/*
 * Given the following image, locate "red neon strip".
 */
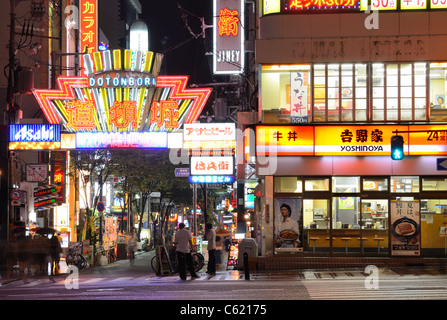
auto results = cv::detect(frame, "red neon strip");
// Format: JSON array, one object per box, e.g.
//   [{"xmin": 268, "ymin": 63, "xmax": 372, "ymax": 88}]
[
  {"xmin": 32, "ymin": 77, "xmax": 89, "ymax": 124},
  {"xmin": 156, "ymin": 76, "xmax": 212, "ymax": 124}
]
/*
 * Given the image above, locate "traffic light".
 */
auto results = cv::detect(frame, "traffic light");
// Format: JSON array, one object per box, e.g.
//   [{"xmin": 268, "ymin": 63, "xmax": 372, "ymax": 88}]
[{"xmin": 391, "ymin": 135, "xmax": 404, "ymax": 160}]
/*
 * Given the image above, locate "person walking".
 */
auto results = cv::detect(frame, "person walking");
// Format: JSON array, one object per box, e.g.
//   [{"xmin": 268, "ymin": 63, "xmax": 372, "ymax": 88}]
[
  {"xmin": 127, "ymin": 233, "xmax": 136, "ymax": 266},
  {"xmin": 49, "ymin": 234, "xmax": 62, "ymax": 276},
  {"xmin": 173, "ymin": 223, "xmax": 199, "ymax": 281},
  {"xmin": 205, "ymin": 223, "xmax": 216, "ymax": 276}
]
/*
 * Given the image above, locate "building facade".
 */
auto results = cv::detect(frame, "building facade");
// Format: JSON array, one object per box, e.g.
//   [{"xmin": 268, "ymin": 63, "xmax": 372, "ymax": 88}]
[{"xmin": 251, "ymin": 1, "xmax": 447, "ymax": 261}]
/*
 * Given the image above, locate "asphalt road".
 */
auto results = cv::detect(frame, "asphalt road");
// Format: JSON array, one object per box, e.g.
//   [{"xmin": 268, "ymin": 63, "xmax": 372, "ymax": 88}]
[{"xmin": 1, "ymin": 251, "xmax": 446, "ymax": 317}]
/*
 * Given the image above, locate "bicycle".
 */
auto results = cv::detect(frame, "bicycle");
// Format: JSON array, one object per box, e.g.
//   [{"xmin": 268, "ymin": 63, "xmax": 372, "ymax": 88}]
[
  {"xmin": 107, "ymin": 245, "xmax": 116, "ymax": 263},
  {"xmin": 151, "ymin": 245, "xmax": 204, "ymax": 276},
  {"xmin": 65, "ymin": 242, "xmax": 87, "ymax": 269}
]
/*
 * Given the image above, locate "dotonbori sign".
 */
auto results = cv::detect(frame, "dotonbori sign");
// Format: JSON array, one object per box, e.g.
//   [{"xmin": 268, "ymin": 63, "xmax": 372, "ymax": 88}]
[
  {"xmin": 31, "ymin": 49, "xmax": 212, "ymax": 149},
  {"xmin": 213, "ymin": 0, "xmax": 244, "ymax": 75}
]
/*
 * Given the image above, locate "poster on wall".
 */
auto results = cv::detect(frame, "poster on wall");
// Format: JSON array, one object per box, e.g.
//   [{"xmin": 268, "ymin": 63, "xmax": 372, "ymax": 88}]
[
  {"xmin": 390, "ymin": 200, "xmax": 420, "ymax": 256},
  {"xmin": 274, "ymin": 198, "xmax": 303, "ymax": 253},
  {"xmin": 290, "ymin": 71, "xmax": 309, "ymax": 123}
]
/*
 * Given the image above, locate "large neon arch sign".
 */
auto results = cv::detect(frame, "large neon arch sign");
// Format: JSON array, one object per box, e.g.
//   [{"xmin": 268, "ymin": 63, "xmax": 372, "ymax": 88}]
[{"xmin": 33, "ymin": 49, "xmax": 212, "ymax": 133}]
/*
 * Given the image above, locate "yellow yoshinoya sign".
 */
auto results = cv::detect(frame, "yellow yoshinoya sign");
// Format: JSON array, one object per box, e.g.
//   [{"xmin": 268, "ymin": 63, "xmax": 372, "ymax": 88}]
[{"xmin": 255, "ymin": 124, "xmax": 447, "ymax": 156}]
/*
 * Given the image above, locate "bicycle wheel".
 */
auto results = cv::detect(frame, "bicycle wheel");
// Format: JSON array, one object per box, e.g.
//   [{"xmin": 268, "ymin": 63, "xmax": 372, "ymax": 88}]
[
  {"xmin": 192, "ymin": 253, "xmax": 204, "ymax": 272},
  {"xmin": 65, "ymin": 253, "xmax": 74, "ymax": 266},
  {"xmin": 151, "ymin": 256, "xmax": 161, "ymax": 275}
]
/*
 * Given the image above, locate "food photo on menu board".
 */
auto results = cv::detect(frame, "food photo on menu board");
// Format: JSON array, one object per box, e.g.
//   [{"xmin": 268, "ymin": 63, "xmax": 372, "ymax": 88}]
[
  {"xmin": 274, "ymin": 198, "xmax": 304, "ymax": 252},
  {"xmin": 390, "ymin": 200, "xmax": 421, "ymax": 256}
]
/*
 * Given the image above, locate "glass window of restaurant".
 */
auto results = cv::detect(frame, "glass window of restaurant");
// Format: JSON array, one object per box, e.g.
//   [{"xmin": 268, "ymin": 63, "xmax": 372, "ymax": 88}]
[
  {"xmin": 259, "ymin": 62, "xmax": 447, "ymax": 123},
  {"xmin": 272, "ymin": 175, "xmax": 447, "ymax": 256}
]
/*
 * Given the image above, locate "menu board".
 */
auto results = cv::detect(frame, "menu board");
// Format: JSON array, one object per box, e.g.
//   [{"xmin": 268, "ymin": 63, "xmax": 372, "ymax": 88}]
[{"xmin": 390, "ymin": 200, "xmax": 420, "ymax": 256}]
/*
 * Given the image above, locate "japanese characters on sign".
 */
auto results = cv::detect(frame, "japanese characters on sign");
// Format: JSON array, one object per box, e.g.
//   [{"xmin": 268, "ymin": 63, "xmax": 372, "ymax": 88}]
[
  {"xmin": 184, "ymin": 123, "xmax": 236, "ymax": 141},
  {"xmin": 80, "ymin": 0, "xmax": 98, "ymax": 76},
  {"xmin": 190, "ymin": 156, "xmax": 234, "ymax": 175},
  {"xmin": 256, "ymin": 126, "xmax": 314, "ymax": 156},
  {"xmin": 390, "ymin": 200, "xmax": 420, "ymax": 256},
  {"xmin": 26, "ymin": 164, "xmax": 48, "ymax": 182},
  {"xmin": 75, "ymin": 132, "xmax": 168, "ymax": 149},
  {"xmin": 213, "ymin": 0, "xmax": 244, "ymax": 74},
  {"xmin": 189, "ymin": 175, "xmax": 235, "ymax": 184},
  {"xmin": 314, "ymin": 125, "xmax": 409, "ymax": 156},
  {"xmin": 286, "ymin": 0, "xmax": 360, "ymax": 10}
]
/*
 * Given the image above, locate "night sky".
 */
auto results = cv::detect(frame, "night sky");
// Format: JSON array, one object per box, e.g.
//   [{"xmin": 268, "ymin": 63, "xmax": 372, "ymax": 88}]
[{"xmin": 141, "ymin": 0, "xmax": 214, "ymax": 85}]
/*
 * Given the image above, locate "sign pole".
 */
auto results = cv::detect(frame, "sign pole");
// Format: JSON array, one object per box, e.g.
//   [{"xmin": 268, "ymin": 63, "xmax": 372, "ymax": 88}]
[{"xmin": 193, "ymin": 183, "xmax": 197, "ymax": 236}]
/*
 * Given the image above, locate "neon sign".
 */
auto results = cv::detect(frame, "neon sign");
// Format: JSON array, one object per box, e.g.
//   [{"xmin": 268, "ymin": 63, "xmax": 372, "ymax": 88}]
[
  {"xmin": 286, "ymin": 0, "xmax": 360, "ymax": 10},
  {"xmin": 32, "ymin": 49, "xmax": 212, "ymax": 133},
  {"xmin": 189, "ymin": 175, "xmax": 235, "ymax": 183},
  {"xmin": 80, "ymin": 0, "xmax": 98, "ymax": 76},
  {"xmin": 9, "ymin": 124, "xmax": 60, "ymax": 142},
  {"xmin": 75, "ymin": 131, "xmax": 168, "ymax": 149}
]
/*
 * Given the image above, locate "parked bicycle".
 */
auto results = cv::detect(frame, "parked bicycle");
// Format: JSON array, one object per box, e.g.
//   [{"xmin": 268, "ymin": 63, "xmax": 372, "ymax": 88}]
[
  {"xmin": 151, "ymin": 245, "xmax": 204, "ymax": 276},
  {"xmin": 108, "ymin": 245, "xmax": 116, "ymax": 263},
  {"xmin": 65, "ymin": 242, "xmax": 87, "ymax": 269}
]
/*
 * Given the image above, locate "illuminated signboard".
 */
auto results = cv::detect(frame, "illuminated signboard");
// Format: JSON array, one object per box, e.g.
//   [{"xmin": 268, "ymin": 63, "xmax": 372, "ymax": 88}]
[
  {"xmin": 263, "ymin": 0, "xmax": 282, "ymax": 15},
  {"xmin": 190, "ymin": 156, "xmax": 234, "ymax": 175},
  {"xmin": 285, "ymin": 0, "xmax": 360, "ymax": 11},
  {"xmin": 256, "ymin": 126, "xmax": 314, "ymax": 156},
  {"xmin": 80, "ymin": 0, "xmax": 98, "ymax": 76},
  {"xmin": 255, "ymin": 124, "xmax": 447, "ymax": 156},
  {"xmin": 75, "ymin": 131, "xmax": 168, "ymax": 149},
  {"xmin": 188, "ymin": 175, "xmax": 235, "ymax": 183},
  {"xmin": 9, "ymin": 124, "xmax": 61, "ymax": 150},
  {"xmin": 408, "ymin": 125, "xmax": 447, "ymax": 155},
  {"xmin": 184, "ymin": 123, "xmax": 236, "ymax": 141},
  {"xmin": 314, "ymin": 125, "xmax": 409, "ymax": 156},
  {"xmin": 32, "ymin": 49, "xmax": 212, "ymax": 136},
  {"xmin": 213, "ymin": 0, "xmax": 244, "ymax": 74},
  {"xmin": 282, "ymin": 0, "xmax": 445, "ymax": 11}
]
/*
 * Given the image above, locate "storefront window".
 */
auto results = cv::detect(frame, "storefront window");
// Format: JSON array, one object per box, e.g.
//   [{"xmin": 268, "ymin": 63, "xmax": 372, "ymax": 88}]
[
  {"xmin": 303, "ymin": 199, "xmax": 329, "ymax": 229},
  {"xmin": 362, "ymin": 177, "xmax": 388, "ymax": 191},
  {"xmin": 391, "ymin": 176, "xmax": 419, "ymax": 193},
  {"xmin": 429, "ymin": 63, "xmax": 447, "ymax": 122},
  {"xmin": 422, "ymin": 178, "xmax": 447, "ymax": 191},
  {"xmin": 332, "ymin": 196, "xmax": 359, "ymax": 229},
  {"xmin": 361, "ymin": 199, "xmax": 388, "ymax": 230},
  {"xmin": 274, "ymin": 177, "xmax": 302, "ymax": 193},
  {"xmin": 304, "ymin": 178, "xmax": 329, "ymax": 191},
  {"xmin": 313, "ymin": 63, "xmax": 367, "ymax": 122},
  {"xmin": 260, "ymin": 65, "xmax": 311, "ymax": 123},
  {"xmin": 372, "ymin": 63, "xmax": 427, "ymax": 121},
  {"xmin": 332, "ymin": 176, "xmax": 360, "ymax": 193}
]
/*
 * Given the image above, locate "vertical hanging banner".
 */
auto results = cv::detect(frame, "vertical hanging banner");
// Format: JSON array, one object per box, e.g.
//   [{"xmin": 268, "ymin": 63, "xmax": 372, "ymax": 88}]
[
  {"xmin": 390, "ymin": 200, "xmax": 420, "ymax": 256},
  {"xmin": 213, "ymin": 0, "xmax": 244, "ymax": 74},
  {"xmin": 51, "ymin": 151, "xmax": 67, "ymax": 203},
  {"xmin": 80, "ymin": 0, "xmax": 98, "ymax": 76},
  {"xmin": 290, "ymin": 71, "xmax": 309, "ymax": 123}
]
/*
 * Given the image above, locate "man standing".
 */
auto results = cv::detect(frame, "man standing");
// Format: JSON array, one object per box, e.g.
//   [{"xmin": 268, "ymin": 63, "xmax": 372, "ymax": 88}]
[
  {"xmin": 174, "ymin": 223, "xmax": 199, "ymax": 281},
  {"xmin": 205, "ymin": 223, "xmax": 216, "ymax": 276}
]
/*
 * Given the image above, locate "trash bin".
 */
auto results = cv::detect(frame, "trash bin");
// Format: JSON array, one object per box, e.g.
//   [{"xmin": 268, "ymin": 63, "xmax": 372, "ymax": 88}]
[{"xmin": 237, "ymin": 238, "xmax": 258, "ymax": 270}]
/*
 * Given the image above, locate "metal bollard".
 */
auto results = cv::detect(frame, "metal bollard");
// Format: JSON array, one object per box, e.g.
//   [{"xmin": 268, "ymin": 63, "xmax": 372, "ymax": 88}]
[{"xmin": 244, "ymin": 252, "xmax": 250, "ymax": 280}]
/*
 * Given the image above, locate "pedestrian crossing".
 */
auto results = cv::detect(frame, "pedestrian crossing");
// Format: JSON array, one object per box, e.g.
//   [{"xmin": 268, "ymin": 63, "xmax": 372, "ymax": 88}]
[
  {"xmin": 1, "ymin": 269, "xmax": 376, "ymax": 288},
  {"xmin": 304, "ymin": 280, "xmax": 447, "ymax": 300}
]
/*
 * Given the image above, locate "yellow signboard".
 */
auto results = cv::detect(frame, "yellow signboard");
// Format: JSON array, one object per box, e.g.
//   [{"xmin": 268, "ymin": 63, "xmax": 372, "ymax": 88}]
[
  {"xmin": 314, "ymin": 125, "xmax": 409, "ymax": 156},
  {"xmin": 256, "ymin": 126, "xmax": 314, "ymax": 156},
  {"xmin": 408, "ymin": 125, "xmax": 447, "ymax": 155}
]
